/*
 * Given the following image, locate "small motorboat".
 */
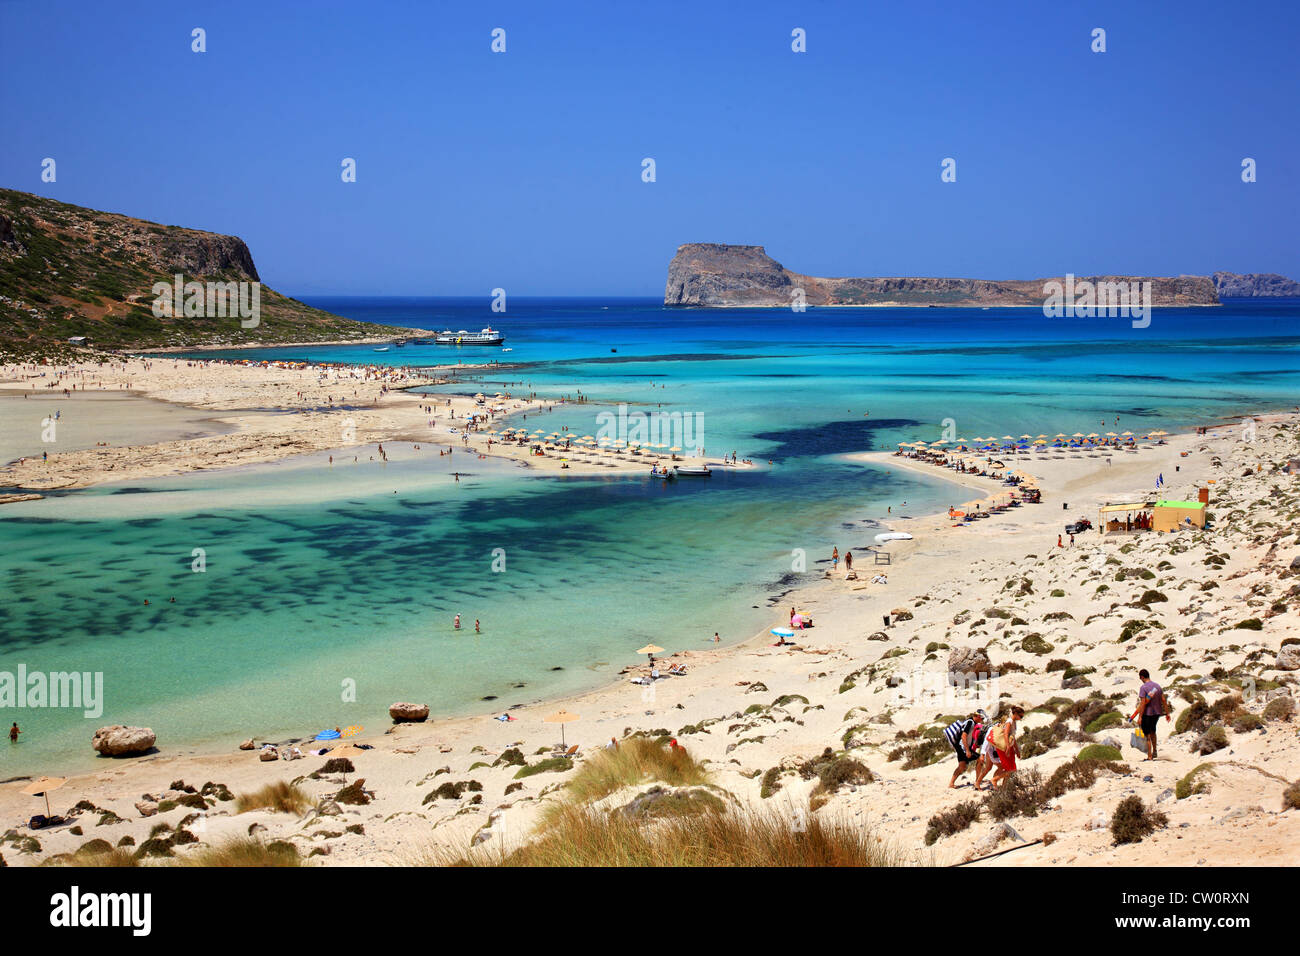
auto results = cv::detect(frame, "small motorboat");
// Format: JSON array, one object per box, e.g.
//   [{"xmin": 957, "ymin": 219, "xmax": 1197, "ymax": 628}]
[
  {"xmin": 649, "ymin": 466, "xmax": 675, "ymax": 480},
  {"xmin": 673, "ymin": 465, "xmax": 711, "ymax": 477},
  {"xmin": 373, "ymin": 346, "xmax": 389, "ymax": 352}
]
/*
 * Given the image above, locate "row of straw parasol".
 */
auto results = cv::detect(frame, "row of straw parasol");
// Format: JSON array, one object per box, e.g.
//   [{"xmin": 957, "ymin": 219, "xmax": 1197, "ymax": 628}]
[
  {"xmin": 899, "ymin": 429, "xmax": 1165, "ymax": 451},
  {"xmin": 491, "ymin": 428, "xmax": 683, "ymax": 457}
]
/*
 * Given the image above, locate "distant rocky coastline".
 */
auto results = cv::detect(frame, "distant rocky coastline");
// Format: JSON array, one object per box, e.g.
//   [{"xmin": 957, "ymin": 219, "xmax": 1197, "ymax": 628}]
[
  {"xmin": 1212, "ymin": 271, "xmax": 1300, "ymax": 298},
  {"xmin": 665, "ymin": 243, "xmax": 1295, "ymax": 308}
]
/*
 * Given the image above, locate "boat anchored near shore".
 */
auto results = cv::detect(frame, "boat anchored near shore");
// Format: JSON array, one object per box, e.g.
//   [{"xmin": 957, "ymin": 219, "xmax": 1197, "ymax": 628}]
[{"xmin": 434, "ymin": 327, "xmax": 505, "ymax": 346}]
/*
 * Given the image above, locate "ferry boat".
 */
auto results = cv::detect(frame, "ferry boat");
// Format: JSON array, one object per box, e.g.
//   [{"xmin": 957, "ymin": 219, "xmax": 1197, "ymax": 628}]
[{"xmin": 434, "ymin": 327, "xmax": 505, "ymax": 346}]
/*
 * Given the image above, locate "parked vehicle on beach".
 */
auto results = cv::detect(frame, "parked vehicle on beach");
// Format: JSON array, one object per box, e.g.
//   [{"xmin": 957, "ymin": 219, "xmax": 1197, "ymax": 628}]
[{"xmin": 1065, "ymin": 518, "xmax": 1093, "ymax": 534}]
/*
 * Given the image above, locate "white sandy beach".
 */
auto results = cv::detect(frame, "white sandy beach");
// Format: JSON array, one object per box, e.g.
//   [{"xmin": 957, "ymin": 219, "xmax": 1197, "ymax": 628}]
[
  {"xmin": 1, "ymin": 362, "xmax": 1296, "ymax": 866},
  {"xmin": 0, "ymin": 356, "xmax": 723, "ymax": 491}
]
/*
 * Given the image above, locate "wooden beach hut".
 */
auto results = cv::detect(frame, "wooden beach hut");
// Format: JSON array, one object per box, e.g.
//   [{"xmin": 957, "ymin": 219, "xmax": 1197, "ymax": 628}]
[
  {"xmin": 1151, "ymin": 500, "xmax": 1207, "ymax": 532},
  {"xmin": 1098, "ymin": 501, "xmax": 1153, "ymax": 534}
]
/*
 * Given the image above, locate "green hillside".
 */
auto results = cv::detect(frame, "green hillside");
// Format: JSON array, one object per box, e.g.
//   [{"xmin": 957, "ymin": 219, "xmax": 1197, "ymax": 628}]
[{"xmin": 0, "ymin": 189, "xmax": 410, "ymax": 358}]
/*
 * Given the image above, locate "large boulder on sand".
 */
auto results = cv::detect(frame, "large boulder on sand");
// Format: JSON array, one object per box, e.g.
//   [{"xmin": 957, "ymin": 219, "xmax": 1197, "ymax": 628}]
[
  {"xmin": 91, "ymin": 725, "xmax": 156, "ymax": 757},
  {"xmin": 389, "ymin": 702, "xmax": 430, "ymax": 723},
  {"xmin": 1276, "ymin": 645, "xmax": 1300, "ymax": 671},
  {"xmin": 947, "ymin": 646, "xmax": 993, "ymax": 684}
]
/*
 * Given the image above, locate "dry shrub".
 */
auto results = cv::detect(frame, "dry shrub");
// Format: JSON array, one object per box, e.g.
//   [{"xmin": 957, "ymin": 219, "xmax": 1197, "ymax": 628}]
[
  {"xmin": 180, "ymin": 837, "xmax": 302, "ymax": 866},
  {"xmin": 1110, "ymin": 795, "xmax": 1168, "ymax": 844},
  {"xmin": 436, "ymin": 803, "xmax": 906, "ymax": 867},
  {"xmin": 924, "ymin": 801, "xmax": 981, "ymax": 845},
  {"xmin": 1283, "ymin": 780, "xmax": 1300, "ymax": 811},
  {"xmin": 1263, "ymin": 697, "xmax": 1294, "ymax": 722},
  {"xmin": 560, "ymin": 737, "xmax": 709, "ymax": 806},
  {"xmin": 234, "ymin": 781, "xmax": 312, "ymax": 815}
]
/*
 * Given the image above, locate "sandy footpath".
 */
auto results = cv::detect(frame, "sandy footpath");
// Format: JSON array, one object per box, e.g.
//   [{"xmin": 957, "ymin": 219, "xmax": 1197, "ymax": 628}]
[{"xmin": 0, "ymin": 361, "xmax": 1297, "ymax": 867}]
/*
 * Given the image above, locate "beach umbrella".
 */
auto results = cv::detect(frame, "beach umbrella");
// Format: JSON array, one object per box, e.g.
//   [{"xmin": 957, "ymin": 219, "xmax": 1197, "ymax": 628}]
[
  {"xmin": 21, "ymin": 776, "xmax": 66, "ymax": 819},
  {"xmin": 771, "ymin": 627, "xmax": 795, "ymax": 642},
  {"xmin": 1105, "ymin": 432, "xmax": 1117, "ymax": 437},
  {"xmin": 669, "ymin": 446, "xmax": 682, "ymax": 452},
  {"xmin": 544, "ymin": 709, "xmax": 580, "ymax": 747},
  {"xmin": 636, "ymin": 643, "xmax": 665, "ymax": 656},
  {"xmin": 1072, "ymin": 432, "xmax": 1085, "ymax": 438},
  {"xmin": 315, "ymin": 728, "xmax": 342, "ymax": 742},
  {"xmin": 1019, "ymin": 434, "xmax": 1032, "ymax": 439},
  {"xmin": 1152, "ymin": 430, "xmax": 1168, "ymax": 436},
  {"xmin": 1121, "ymin": 431, "xmax": 1133, "ymax": 436},
  {"xmin": 341, "ymin": 725, "xmax": 363, "ymax": 738}
]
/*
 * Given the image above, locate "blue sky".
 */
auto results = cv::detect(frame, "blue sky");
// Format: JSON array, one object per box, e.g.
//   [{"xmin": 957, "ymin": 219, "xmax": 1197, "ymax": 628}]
[{"xmin": 2, "ymin": 0, "xmax": 1297, "ymax": 295}]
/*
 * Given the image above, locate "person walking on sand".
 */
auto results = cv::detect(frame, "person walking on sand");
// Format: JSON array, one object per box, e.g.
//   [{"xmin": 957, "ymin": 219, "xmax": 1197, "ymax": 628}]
[
  {"xmin": 832, "ymin": 546, "xmax": 839, "ymax": 571},
  {"xmin": 1057, "ymin": 534, "xmax": 1063, "ymax": 548},
  {"xmin": 1127, "ymin": 668, "xmax": 1170, "ymax": 761},
  {"xmin": 985, "ymin": 705, "xmax": 1024, "ymax": 789},
  {"xmin": 844, "ymin": 551, "xmax": 852, "ymax": 574},
  {"xmin": 944, "ymin": 713, "xmax": 980, "ymax": 788}
]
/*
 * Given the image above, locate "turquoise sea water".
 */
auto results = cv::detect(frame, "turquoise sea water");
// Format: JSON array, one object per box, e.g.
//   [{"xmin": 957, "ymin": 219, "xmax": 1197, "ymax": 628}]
[{"xmin": 3, "ymin": 298, "xmax": 1298, "ymax": 774}]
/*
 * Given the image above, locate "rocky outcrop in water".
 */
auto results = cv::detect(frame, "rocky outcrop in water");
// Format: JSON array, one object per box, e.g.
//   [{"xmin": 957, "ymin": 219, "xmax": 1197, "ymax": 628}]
[
  {"xmin": 664, "ymin": 243, "xmax": 1221, "ymax": 308},
  {"xmin": 91, "ymin": 725, "xmax": 156, "ymax": 757}
]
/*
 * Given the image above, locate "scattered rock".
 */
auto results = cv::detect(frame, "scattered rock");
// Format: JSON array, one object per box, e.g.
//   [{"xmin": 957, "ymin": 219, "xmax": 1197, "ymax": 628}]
[
  {"xmin": 948, "ymin": 646, "xmax": 993, "ymax": 683},
  {"xmin": 1083, "ymin": 810, "xmax": 1108, "ymax": 831},
  {"xmin": 133, "ymin": 801, "xmax": 158, "ymax": 818},
  {"xmin": 965, "ymin": 822, "xmax": 1024, "ymax": 860},
  {"xmin": 1275, "ymin": 645, "xmax": 1300, "ymax": 671},
  {"xmin": 239, "ymin": 739, "xmax": 256, "ymax": 751}
]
